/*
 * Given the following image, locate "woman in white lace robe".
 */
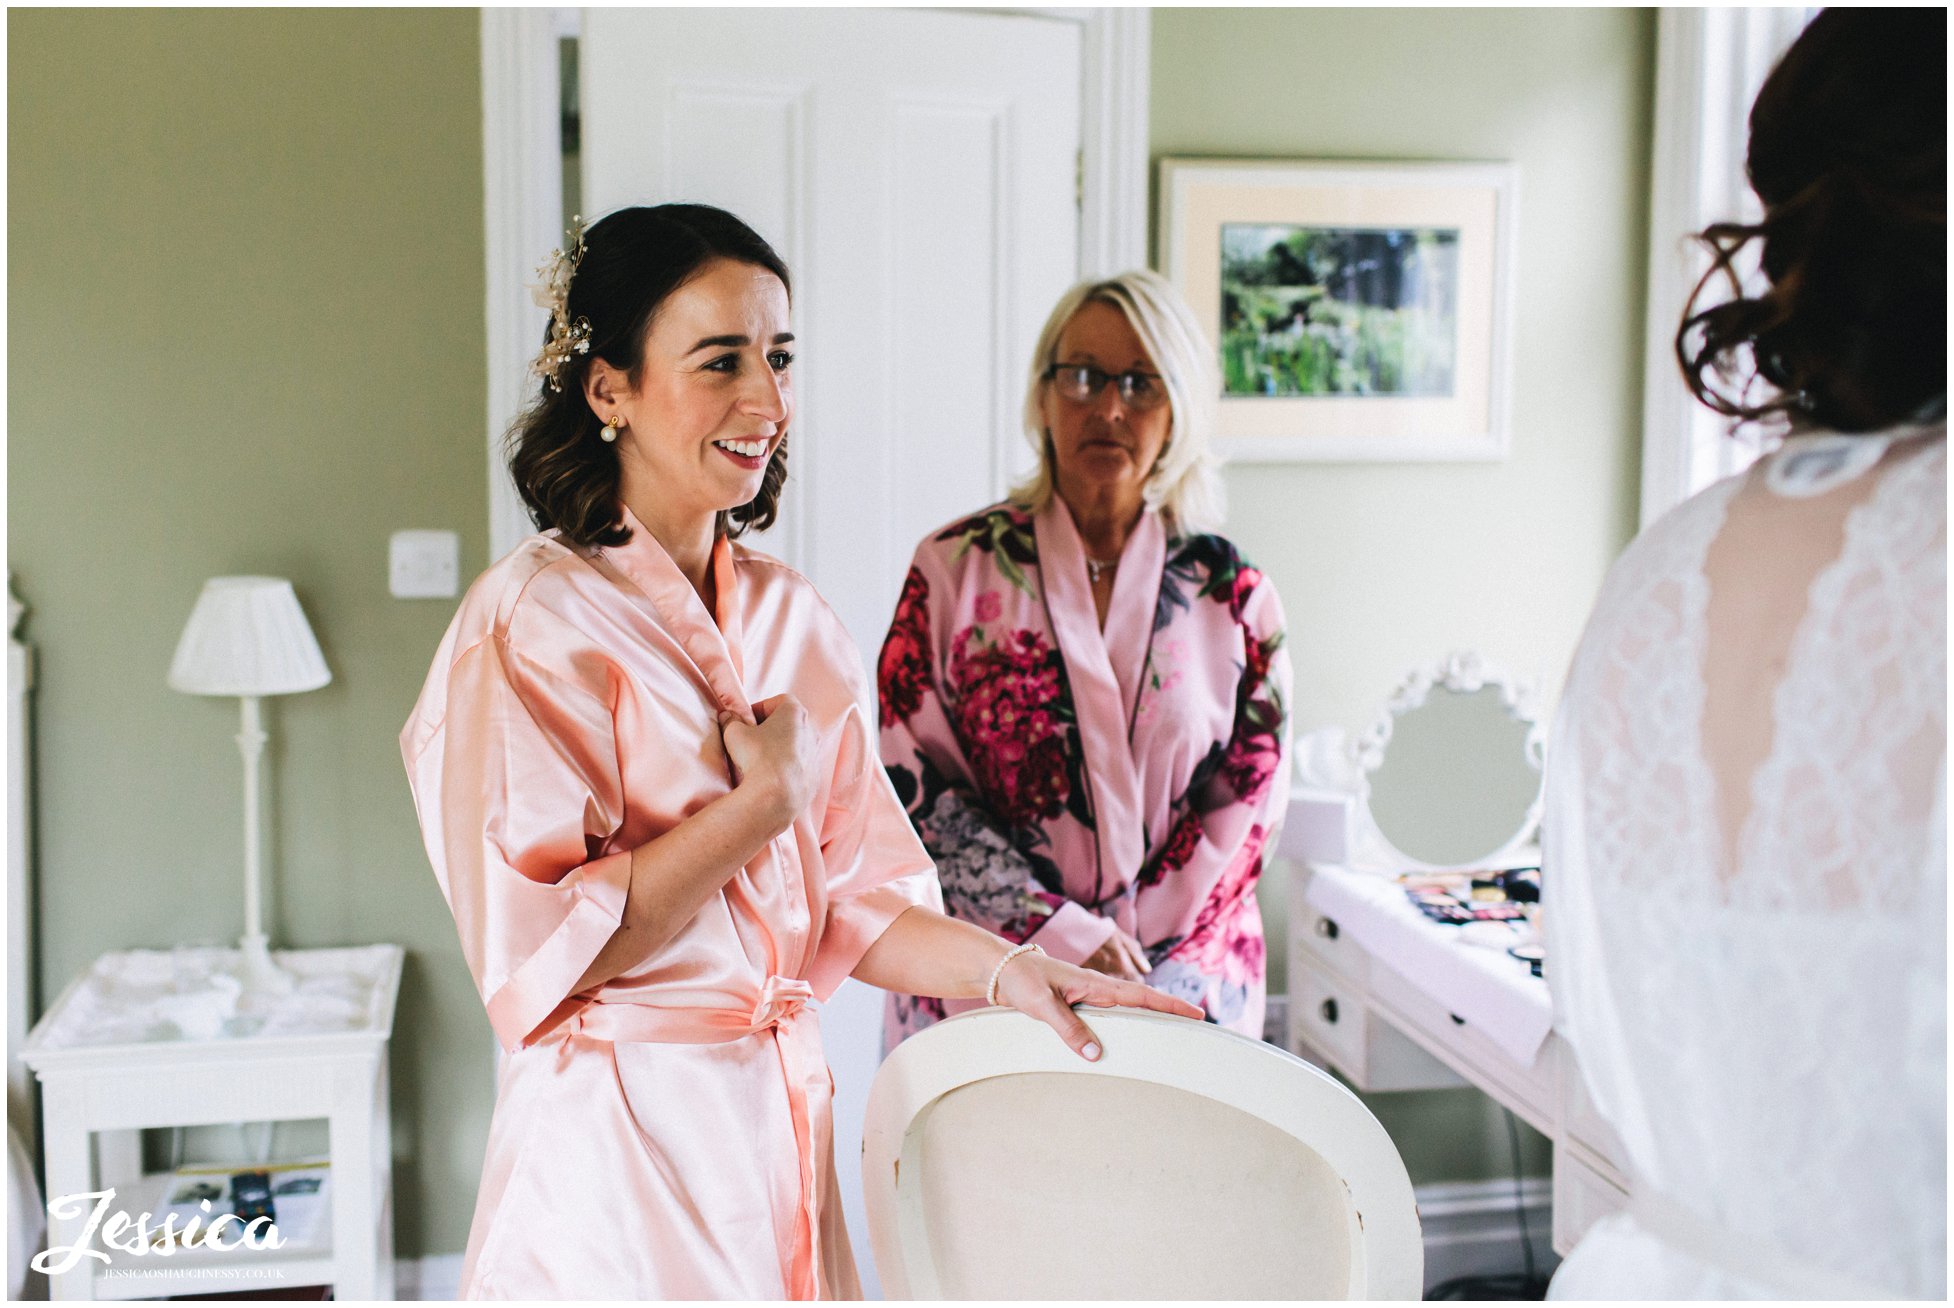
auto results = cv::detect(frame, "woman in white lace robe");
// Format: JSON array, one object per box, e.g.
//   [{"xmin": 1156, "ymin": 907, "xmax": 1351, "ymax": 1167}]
[{"xmin": 1545, "ymin": 9, "xmax": 1945, "ymax": 1298}]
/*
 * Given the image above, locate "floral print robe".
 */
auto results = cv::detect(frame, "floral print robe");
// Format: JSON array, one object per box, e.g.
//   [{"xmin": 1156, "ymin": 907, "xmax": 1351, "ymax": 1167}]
[{"xmin": 878, "ymin": 495, "xmax": 1292, "ymax": 1044}]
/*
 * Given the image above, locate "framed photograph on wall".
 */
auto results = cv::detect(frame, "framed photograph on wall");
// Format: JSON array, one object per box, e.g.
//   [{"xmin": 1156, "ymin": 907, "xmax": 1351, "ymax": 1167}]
[{"xmin": 1159, "ymin": 158, "xmax": 1519, "ymax": 462}]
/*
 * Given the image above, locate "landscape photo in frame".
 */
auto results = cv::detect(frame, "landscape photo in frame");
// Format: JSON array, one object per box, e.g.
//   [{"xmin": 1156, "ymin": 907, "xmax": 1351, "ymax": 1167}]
[
  {"xmin": 1220, "ymin": 223, "xmax": 1461, "ymax": 399},
  {"xmin": 1161, "ymin": 159, "xmax": 1518, "ymax": 462}
]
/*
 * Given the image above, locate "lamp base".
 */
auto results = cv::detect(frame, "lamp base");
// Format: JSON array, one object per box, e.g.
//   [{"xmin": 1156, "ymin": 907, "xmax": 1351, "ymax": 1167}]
[{"xmin": 239, "ymin": 933, "xmax": 296, "ymax": 996}]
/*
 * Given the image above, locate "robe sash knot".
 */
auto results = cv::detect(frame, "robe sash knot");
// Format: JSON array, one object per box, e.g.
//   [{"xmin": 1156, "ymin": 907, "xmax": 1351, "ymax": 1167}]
[{"xmin": 559, "ymin": 974, "xmax": 829, "ymax": 1299}]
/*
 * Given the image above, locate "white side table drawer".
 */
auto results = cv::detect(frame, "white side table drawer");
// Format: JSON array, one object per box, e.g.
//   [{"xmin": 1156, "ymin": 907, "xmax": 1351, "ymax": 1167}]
[
  {"xmin": 1296, "ymin": 902, "xmax": 1369, "ymax": 989},
  {"xmin": 1560, "ymin": 1047, "xmax": 1630, "ymax": 1176},
  {"xmin": 1552, "ymin": 1139, "xmax": 1631, "ymax": 1257},
  {"xmin": 1289, "ymin": 958, "xmax": 1367, "ymax": 1074},
  {"xmin": 1367, "ymin": 960, "xmax": 1555, "ymax": 1131},
  {"xmin": 1289, "ymin": 958, "xmax": 1466, "ymax": 1094}
]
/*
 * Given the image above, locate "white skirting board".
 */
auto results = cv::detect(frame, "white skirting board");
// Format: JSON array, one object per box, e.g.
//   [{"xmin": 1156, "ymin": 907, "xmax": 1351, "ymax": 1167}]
[
  {"xmin": 396, "ymin": 1179, "xmax": 1553, "ymax": 1300},
  {"xmin": 1417, "ymin": 1177, "xmax": 1558, "ymax": 1293}
]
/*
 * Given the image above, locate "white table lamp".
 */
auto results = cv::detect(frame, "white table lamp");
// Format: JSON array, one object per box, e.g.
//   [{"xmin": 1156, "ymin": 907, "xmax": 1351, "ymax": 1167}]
[{"xmin": 168, "ymin": 577, "xmax": 330, "ymax": 995}]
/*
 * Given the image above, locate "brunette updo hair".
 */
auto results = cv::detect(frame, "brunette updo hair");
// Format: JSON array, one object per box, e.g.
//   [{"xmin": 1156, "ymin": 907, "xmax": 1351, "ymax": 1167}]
[
  {"xmin": 506, "ymin": 204, "xmax": 793, "ymax": 548},
  {"xmin": 1678, "ymin": 8, "xmax": 1945, "ymax": 434}
]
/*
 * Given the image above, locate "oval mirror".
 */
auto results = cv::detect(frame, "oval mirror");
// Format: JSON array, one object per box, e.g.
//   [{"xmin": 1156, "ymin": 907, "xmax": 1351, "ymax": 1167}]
[{"xmin": 1354, "ymin": 654, "xmax": 1544, "ymax": 871}]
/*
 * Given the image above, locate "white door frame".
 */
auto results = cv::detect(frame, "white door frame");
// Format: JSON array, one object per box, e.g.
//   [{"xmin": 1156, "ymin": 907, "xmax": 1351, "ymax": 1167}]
[{"xmin": 479, "ymin": 7, "xmax": 1150, "ymax": 564}]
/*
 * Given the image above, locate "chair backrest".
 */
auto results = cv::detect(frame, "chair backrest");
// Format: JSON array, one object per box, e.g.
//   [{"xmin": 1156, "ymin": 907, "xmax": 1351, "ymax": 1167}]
[{"xmin": 862, "ymin": 1007, "xmax": 1422, "ymax": 1299}]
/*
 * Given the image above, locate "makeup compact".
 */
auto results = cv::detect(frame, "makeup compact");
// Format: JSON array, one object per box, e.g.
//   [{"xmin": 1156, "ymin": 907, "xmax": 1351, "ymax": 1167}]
[{"xmin": 1472, "ymin": 866, "xmax": 1540, "ymax": 903}]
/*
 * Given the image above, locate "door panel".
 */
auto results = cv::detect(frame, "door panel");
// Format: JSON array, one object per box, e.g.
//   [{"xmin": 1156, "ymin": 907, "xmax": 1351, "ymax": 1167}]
[{"xmin": 583, "ymin": 7, "xmax": 1080, "ymax": 652}]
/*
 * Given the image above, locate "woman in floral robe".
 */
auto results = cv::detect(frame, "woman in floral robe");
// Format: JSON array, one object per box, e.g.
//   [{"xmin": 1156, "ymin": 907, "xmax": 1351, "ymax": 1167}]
[{"xmin": 879, "ymin": 271, "xmax": 1292, "ymax": 1045}]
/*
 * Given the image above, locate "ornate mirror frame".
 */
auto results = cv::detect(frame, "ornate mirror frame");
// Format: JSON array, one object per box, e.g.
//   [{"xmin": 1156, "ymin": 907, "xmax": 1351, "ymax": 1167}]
[{"xmin": 1345, "ymin": 650, "xmax": 1546, "ymax": 873}]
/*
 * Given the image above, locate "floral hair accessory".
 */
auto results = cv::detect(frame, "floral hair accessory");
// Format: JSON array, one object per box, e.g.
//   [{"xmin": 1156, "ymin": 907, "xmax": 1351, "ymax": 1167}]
[{"xmin": 528, "ymin": 214, "xmax": 593, "ymax": 393}]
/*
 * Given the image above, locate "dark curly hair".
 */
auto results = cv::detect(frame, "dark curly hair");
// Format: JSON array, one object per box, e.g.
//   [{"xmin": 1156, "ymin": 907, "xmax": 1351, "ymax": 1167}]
[
  {"xmin": 1677, "ymin": 7, "xmax": 1945, "ymax": 434},
  {"xmin": 506, "ymin": 204, "xmax": 792, "ymax": 548}
]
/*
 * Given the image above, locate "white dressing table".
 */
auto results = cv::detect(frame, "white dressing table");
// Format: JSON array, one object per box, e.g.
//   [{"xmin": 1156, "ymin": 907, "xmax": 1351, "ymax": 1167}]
[
  {"xmin": 1284, "ymin": 855, "xmax": 1631, "ymax": 1256},
  {"xmin": 1280, "ymin": 653, "xmax": 1632, "ymax": 1261}
]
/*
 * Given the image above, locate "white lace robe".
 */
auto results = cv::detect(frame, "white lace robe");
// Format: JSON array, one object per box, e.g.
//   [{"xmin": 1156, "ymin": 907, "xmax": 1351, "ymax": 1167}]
[{"xmin": 1545, "ymin": 426, "xmax": 1946, "ymax": 1299}]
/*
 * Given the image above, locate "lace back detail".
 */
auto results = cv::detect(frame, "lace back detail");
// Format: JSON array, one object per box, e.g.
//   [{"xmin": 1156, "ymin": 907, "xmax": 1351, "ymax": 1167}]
[
  {"xmin": 1742, "ymin": 442, "xmax": 1946, "ymax": 912},
  {"xmin": 1549, "ymin": 436, "xmax": 1946, "ymax": 1297}
]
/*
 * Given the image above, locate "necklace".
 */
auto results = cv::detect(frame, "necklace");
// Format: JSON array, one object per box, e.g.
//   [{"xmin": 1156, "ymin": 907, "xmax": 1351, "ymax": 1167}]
[{"xmin": 1086, "ymin": 556, "xmax": 1118, "ymax": 583}]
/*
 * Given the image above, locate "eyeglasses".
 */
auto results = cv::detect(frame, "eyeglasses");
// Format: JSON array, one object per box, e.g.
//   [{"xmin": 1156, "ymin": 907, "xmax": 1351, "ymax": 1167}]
[{"xmin": 1041, "ymin": 362, "xmax": 1170, "ymax": 411}]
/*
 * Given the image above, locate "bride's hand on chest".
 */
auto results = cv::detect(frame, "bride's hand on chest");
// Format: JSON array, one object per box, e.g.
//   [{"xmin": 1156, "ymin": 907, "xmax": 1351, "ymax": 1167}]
[{"xmin": 719, "ymin": 692, "xmax": 820, "ymax": 828}]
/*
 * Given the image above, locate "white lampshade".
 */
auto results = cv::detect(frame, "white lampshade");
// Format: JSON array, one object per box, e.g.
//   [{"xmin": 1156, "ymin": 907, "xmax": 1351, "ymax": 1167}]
[{"xmin": 168, "ymin": 576, "xmax": 331, "ymax": 697}]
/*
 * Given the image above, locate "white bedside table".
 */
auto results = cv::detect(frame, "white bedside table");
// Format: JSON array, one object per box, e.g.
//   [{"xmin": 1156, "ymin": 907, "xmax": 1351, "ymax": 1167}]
[{"xmin": 20, "ymin": 944, "xmax": 403, "ymax": 1301}]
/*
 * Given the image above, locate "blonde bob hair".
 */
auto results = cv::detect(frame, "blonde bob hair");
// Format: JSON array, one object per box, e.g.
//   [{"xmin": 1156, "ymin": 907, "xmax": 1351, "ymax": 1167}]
[{"xmin": 1009, "ymin": 269, "xmax": 1225, "ymax": 535}]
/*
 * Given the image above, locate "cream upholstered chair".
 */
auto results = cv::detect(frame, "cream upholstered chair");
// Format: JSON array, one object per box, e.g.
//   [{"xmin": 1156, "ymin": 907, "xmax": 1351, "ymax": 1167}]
[{"xmin": 862, "ymin": 1006, "xmax": 1422, "ymax": 1299}]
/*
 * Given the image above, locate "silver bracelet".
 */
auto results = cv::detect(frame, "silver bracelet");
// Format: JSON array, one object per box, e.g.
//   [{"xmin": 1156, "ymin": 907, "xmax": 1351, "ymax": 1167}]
[{"xmin": 986, "ymin": 943, "xmax": 1045, "ymax": 1008}]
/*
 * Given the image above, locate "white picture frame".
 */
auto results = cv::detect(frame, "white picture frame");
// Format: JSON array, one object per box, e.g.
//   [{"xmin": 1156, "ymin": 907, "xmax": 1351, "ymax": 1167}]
[{"xmin": 1158, "ymin": 157, "xmax": 1520, "ymax": 463}]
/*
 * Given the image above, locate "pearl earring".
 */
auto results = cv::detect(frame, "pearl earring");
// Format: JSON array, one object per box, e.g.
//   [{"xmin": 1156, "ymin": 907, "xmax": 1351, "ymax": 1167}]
[{"xmin": 601, "ymin": 415, "xmax": 623, "ymax": 443}]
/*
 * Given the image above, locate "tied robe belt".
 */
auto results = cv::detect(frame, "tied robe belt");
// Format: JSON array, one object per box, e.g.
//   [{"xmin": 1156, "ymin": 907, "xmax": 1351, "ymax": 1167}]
[{"xmin": 559, "ymin": 977, "xmax": 829, "ymax": 1300}]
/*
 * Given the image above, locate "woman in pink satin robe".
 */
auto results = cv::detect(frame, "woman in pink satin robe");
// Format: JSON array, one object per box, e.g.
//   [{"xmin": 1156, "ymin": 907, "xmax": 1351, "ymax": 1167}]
[
  {"xmin": 402, "ymin": 206, "xmax": 1201, "ymax": 1300},
  {"xmin": 880, "ymin": 271, "xmax": 1293, "ymax": 1048}
]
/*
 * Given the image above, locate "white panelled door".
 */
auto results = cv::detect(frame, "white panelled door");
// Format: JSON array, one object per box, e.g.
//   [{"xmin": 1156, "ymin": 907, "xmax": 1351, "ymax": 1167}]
[
  {"xmin": 582, "ymin": 7, "xmax": 1082, "ymax": 655},
  {"xmin": 579, "ymin": 11, "xmax": 1083, "ymax": 1299}
]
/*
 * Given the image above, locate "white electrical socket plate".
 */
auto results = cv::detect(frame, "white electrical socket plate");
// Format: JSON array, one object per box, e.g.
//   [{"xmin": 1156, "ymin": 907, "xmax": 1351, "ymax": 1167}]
[{"xmin": 390, "ymin": 530, "xmax": 460, "ymax": 599}]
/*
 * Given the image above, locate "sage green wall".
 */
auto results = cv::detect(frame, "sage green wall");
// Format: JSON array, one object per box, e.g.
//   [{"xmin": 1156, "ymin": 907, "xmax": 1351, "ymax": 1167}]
[
  {"xmin": 8, "ymin": 5, "xmax": 1654, "ymax": 1266},
  {"xmin": 9, "ymin": 9, "xmax": 488, "ymax": 1260},
  {"xmin": 1154, "ymin": 8, "xmax": 1655, "ymax": 1183}
]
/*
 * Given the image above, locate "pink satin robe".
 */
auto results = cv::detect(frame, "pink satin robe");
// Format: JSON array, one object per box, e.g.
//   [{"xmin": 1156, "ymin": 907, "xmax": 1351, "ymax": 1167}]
[
  {"xmin": 400, "ymin": 502, "xmax": 941, "ymax": 1300},
  {"xmin": 877, "ymin": 497, "xmax": 1291, "ymax": 1045}
]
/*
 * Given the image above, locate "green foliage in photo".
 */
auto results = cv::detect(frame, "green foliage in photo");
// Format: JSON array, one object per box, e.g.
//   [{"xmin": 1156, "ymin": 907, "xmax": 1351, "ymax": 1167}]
[{"xmin": 1219, "ymin": 224, "xmax": 1460, "ymax": 398}]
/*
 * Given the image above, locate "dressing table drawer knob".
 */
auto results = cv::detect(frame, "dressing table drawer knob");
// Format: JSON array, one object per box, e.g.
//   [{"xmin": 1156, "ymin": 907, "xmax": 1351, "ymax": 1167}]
[
  {"xmin": 1314, "ymin": 917, "xmax": 1340, "ymax": 940},
  {"xmin": 1319, "ymin": 998, "xmax": 1339, "ymax": 1025}
]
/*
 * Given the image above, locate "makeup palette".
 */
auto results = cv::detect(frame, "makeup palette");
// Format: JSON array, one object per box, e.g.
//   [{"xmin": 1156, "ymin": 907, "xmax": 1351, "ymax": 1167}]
[
  {"xmin": 1401, "ymin": 866, "xmax": 1543, "ymax": 976},
  {"xmin": 1408, "ymin": 894, "xmax": 1529, "ymax": 925}
]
